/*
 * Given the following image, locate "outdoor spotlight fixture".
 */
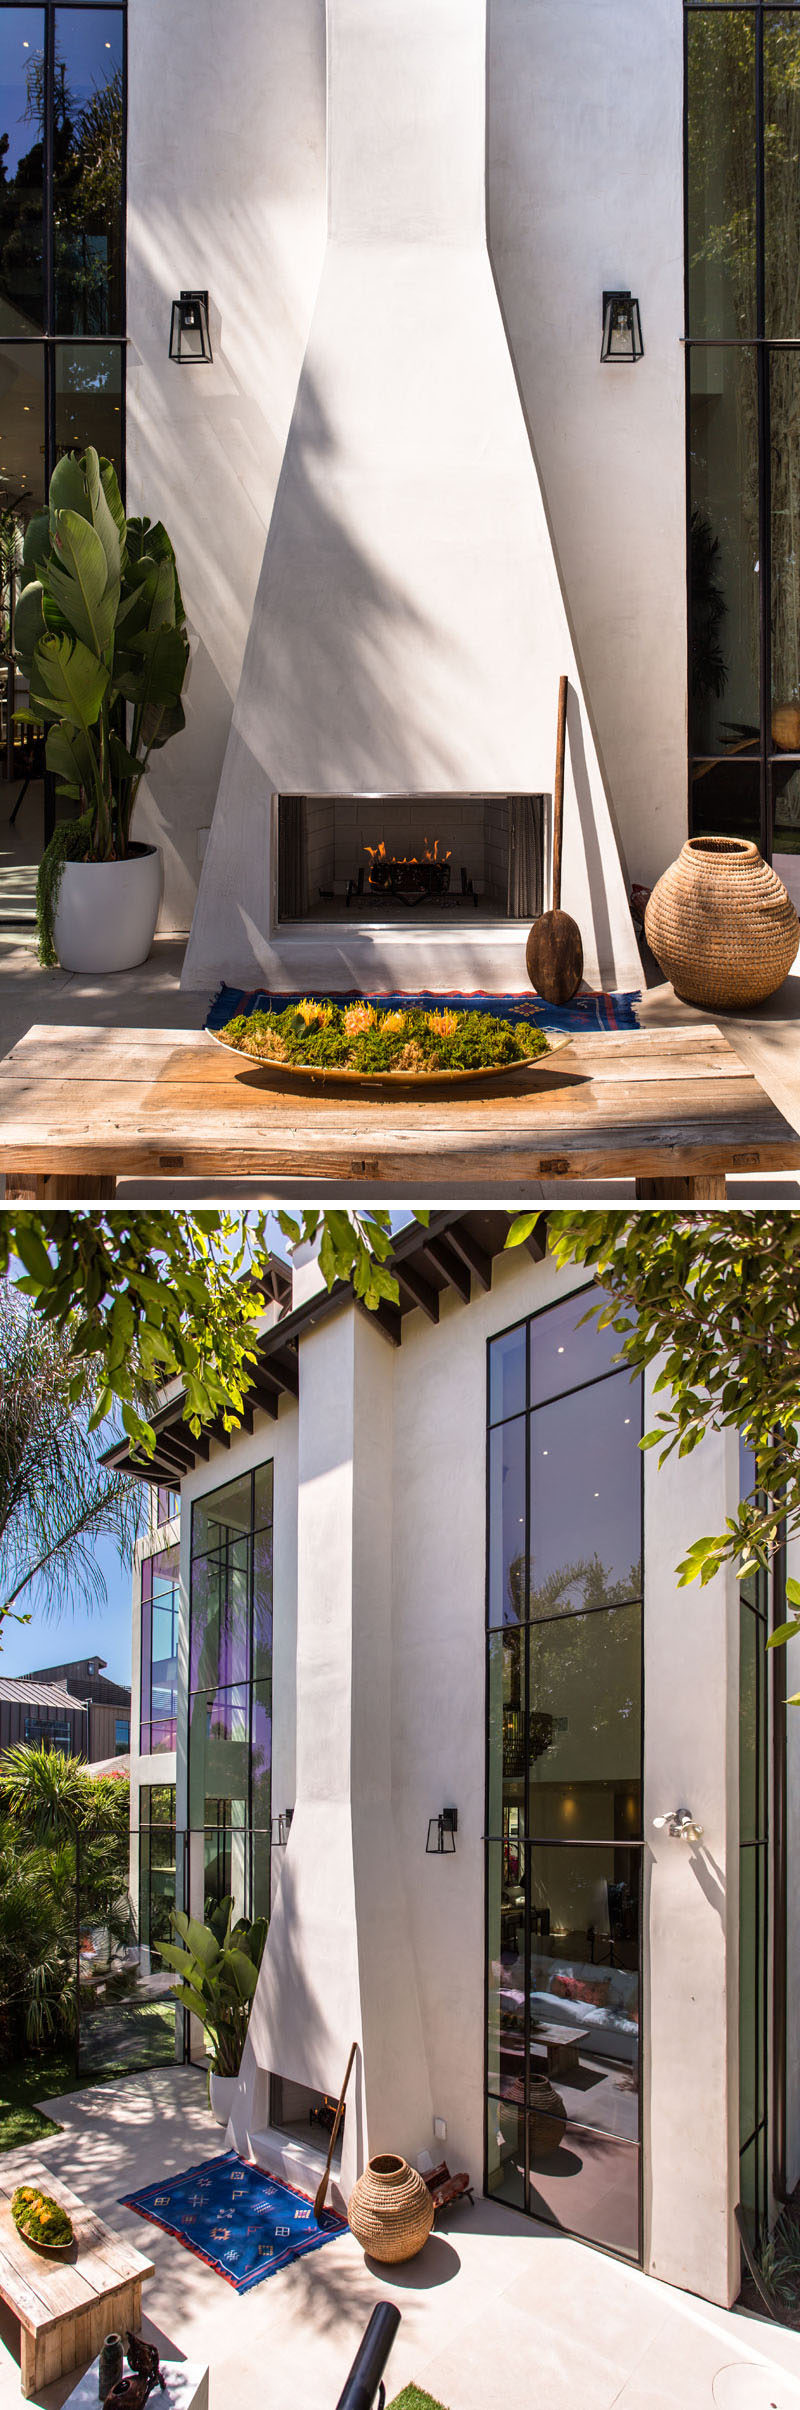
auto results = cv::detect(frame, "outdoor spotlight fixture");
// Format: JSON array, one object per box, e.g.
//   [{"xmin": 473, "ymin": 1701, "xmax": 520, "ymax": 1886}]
[
  {"xmin": 426, "ymin": 1807, "xmax": 458, "ymax": 1855},
  {"xmin": 601, "ymin": 290, "xmax": 644, "ymax": 363},
  {"xmin": 653, "ymin": 1807, "xmax": 704, "ymax": 1843},
  {"xmin": 169, "ymin": 290, "xmax": 213, "ymax": 363}
]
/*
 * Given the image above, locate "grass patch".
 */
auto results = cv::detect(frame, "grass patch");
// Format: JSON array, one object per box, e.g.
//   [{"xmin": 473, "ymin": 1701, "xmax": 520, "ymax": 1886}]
[
  {"xmin": 387, "ymin": 2392, "xmax": 450, "ymax": 2410},
  {"xmin": 219, "ymin": 998, "xmax": 549, "ymax": 1076}
]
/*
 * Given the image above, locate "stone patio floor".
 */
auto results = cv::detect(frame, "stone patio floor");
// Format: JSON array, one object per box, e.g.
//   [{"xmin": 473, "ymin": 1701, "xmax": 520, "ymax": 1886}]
[{"xmin": 1, "ymin": 2068, "xmax": 800, "ymax": 2410}]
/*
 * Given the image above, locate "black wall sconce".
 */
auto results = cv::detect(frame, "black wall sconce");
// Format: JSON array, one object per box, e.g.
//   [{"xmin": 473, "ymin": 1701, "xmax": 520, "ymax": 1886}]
[
  {"xmin": 601, "ymin": 290, "xmax": 644, "ymax": 364},
  {"xmin": 169, "ymin": 290, "xmax": 213, "ymax": 364},
  {"xmin": 426, "ymin": 1807, "xmax": 458, "ymax": 1855},
  {"xmin": 271, "ymin": 1807, "xmax": 295, "ymax": 1847}
]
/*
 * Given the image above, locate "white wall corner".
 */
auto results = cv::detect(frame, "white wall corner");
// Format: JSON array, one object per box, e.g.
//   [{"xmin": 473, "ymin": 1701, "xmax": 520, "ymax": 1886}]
[{"xmin": 643, "ymin": 1383, "xmax": 740, "ymax": 2308}]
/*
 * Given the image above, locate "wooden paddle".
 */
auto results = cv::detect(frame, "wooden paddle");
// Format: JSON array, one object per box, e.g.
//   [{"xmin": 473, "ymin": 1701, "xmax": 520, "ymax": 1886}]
[
  {"xmin": 525, "ymin": 673, "xmax": 584, "ymax": 1005},
  {"xmin": 314, "ymin": 2041, "xmax": 357, "ymax": 2221}
]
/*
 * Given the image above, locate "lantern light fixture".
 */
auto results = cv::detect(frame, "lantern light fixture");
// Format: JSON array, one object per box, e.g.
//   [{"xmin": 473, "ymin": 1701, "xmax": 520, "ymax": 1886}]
[
  {"xmin": 601, "ymin": 290, "xmax": 644, "ymax": 364},
  {"xmin": 169, "ymin": 289, "xmax": 213, "ymax": 364},
  {"xmin": 426, "ymin": 1807, "xmax": 458, "ymax": 1855}
]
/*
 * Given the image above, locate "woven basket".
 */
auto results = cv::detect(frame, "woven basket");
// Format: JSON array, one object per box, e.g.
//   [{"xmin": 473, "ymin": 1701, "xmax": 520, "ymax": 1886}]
[
  {"xmin": 347, "ymin": 2154, "xmax": 434, "ymax": 2263},
  {"xmin": 644, "ymin": 836, "xmax": 799, "ymax": 1009},
  {"xmin": 773, "ymin": 703, "xmax": 800, "ymax": 751}
]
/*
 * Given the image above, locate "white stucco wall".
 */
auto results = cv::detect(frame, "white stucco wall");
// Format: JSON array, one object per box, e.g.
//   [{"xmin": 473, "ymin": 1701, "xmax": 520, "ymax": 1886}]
[
  {"xmin": 487, "ymin": 0, "xmax": 686, "ymax": 894},
  {"xmin": 126, "ymin": 0, "xmax": 686, "ymax": 937},
  {"xmin": 125, "ymin": 0, "xmax": 327, "ymax": 931},
  {"xmin": 643, "ymin": 1397, "xmax": 741, "ymax": 2306}
]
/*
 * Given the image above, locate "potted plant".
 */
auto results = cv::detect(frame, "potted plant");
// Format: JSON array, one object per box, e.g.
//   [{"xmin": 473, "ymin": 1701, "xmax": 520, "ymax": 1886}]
[
  {"xmin": 160, "ymin": 1894, "xmax": 267, "ymax": 2124},
  {"xmin": 14, "ymin": 445, "xmax": 189, "ymax": 972}
]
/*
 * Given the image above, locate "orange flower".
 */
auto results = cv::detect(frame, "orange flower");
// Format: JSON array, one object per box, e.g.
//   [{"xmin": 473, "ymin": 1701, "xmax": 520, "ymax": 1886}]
[
  {"xmin": 343, "ymin": 1002, "xmax": 377, "ymax": 1036},
  {"xmin": 426, "ymin": 1009, "xmax": 458, "ymax": 1038}
]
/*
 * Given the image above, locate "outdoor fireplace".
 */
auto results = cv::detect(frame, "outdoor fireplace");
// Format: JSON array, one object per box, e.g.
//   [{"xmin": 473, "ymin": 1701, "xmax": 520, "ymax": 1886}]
[
  {"xmin": 276, "ymin": 794, "xmax": 544, "ymax": 922},
  {"xmin": 269, "ymin": 2076, "xmax": 345, "ymax": 2167}
]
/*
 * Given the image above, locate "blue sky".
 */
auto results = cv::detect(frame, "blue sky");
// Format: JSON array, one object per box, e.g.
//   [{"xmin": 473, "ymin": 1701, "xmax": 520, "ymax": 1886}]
[
  {"xmin": 1, "ymin": 1531, "xmax": 135, "ymax": 1686},
  {"xmin": 1, "ymin": 1209, "xmax": 411, "ymax": 1693}
]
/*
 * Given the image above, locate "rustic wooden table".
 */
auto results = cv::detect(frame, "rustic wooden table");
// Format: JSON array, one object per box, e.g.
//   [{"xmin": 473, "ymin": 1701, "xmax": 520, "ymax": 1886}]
[
  {"xmin": 1, "ymin": 1021, "xmax": 798, "ymax": 1199},
  {"xmin": 0, "ymin": 2158, "xmax": 154, "ymax": 2398}
]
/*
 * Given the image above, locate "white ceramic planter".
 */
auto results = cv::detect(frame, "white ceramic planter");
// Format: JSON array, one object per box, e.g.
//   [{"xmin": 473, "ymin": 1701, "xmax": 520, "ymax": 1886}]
[
  {"xmin": 53, "ymin": 845, "xmax": 161, "ymax": 974},
  {"xmin": 209, "ymin": 2072, "xmax": 237, "ymax": 2126}
]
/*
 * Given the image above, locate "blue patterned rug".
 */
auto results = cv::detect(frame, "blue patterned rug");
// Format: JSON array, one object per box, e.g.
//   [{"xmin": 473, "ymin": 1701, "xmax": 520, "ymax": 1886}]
[
  {"xmin": 207, "ymin": 985, "xmax": 640, "ymax": 1034},
  {"xmin": 121, "ymin": 2151, "xmax": 345, "ymax": 2291}
]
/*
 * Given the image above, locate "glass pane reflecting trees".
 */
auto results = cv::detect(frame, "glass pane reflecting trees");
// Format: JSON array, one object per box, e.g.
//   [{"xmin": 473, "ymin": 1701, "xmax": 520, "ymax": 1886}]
[
  {"xmin": 189, "ymin": 1464, "xmax": 273, "ymax": 1930},
  {"xmin": 686, "ymin": 0, "xmax": 800, "ymax": 856},
  {"xmin": 486, "ymin": 1294, "xmax": 643, "ymax": 2261}
]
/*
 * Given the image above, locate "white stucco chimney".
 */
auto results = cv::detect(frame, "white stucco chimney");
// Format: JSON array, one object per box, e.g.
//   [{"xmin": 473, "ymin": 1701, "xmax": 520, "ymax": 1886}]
[
  {"xmin": 229, "ymin": 1306, "xmax": 433, "ymax": 2209},
  {"xmin": 184, "ymin": 0, "xmax": 639, "ymax": 994}
]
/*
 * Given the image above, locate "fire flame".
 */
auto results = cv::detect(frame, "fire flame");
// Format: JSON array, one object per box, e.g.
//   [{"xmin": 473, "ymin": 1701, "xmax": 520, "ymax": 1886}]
[{"xmin": 364, "ymin": 837, "xmax": 452, "ymax": 864}]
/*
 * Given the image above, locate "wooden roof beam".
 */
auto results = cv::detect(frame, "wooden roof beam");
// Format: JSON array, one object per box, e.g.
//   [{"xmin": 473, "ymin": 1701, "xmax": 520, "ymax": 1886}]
[
  {"xmin": 395, "ymin": 1260, "xmax": 440, "ymax": 1323},
  {"xmin": 445, "ymin": 1223, "xmax": 493, "ymax": 1292},
  {"xmin": 419, "ymin": 1235, "xmax": 471, "ymax": 1306}
]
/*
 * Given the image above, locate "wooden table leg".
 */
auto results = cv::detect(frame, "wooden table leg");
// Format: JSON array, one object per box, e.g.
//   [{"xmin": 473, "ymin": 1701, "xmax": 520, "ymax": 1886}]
[
  {"xmin": 20, "ymin": 2327, "xmax": 36, "ymax": 2400},
  {"xmin": 635, "ymin": 1175, "xmax": 727, "ymax": 1200},
  {"xmin": 4, "ymin": 1173, "xmax": 117, "ymax": 1198}
]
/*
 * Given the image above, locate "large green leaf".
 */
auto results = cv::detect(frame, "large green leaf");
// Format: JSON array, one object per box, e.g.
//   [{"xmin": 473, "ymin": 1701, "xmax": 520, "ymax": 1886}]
[
  {"xmin": 29, "ymin": 633, "xmax": 110, "ymax": 733},
  {"xmin": 178, "ymin": 1914, "xmax": 220, "ymax": 1969},
  {"xmin": 14, "ymin": 579, "xmax": 46, "ymax": 675},
  {"xmin": 169, "ymin": 1980, "xmax": 212, "ymax": 2025},
  {"xmin": 45, "ymin": 723, "xmax": 97, "ymax": 796},
  {"xmin": 45, "ymin": 509, "xmax": 119, "ymax": 659},
  {"xmin": 80, "ymin": 447, "xmax": 124, "ymax": 595},
  {"xmin": 100, "ymin": 455, "xmax": 126, "ymax": 546},
  {"xmin": 221, "ymin": 1949, "xmax": 259, "ymax": 2002},
  {"xmin": 21, "ymin": 512, "xmax": 51, "ymax": 584},
  {"xmin": 48, "ymin": 452, "xmax": 93, "ymax": 524}
]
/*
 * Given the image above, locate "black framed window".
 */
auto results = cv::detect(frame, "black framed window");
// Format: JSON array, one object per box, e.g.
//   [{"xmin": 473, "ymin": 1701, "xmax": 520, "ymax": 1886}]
[
  {"xmin": 0, "ymin": 1, "xmax": 125, "ymax": 804},
  {"xmin": 140, "ymin": 1541, "xmax": 179, "ymax": 1755},
  {"xmin": 189, "ymin": 1466, "xmax": 273, "ymax": 1929},
  {"xmin": 486, "ymin": 1291, "xmax": 644, "ymax": 2265},
  {"xmin": 138, "ymin": 1783, "xmax": 177, "ymax": 1967},
  {"xmin": 686, "ymin": 0, "xmax": 800, "ymax": 860}
]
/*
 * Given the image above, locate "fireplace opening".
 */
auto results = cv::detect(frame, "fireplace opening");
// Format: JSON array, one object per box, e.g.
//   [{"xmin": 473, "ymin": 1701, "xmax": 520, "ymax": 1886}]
[
  {"xmin": 268, "ymin": 2074, "xmax": 346, "ymax": 2167},
  {"xmin": 277, "ymin": 795, "xmax": 544, "ymax": 923}
]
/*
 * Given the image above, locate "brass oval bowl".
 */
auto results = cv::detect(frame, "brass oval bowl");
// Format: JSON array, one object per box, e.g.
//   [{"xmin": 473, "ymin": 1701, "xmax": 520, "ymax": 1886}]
[{"xmin": 212, "ymin": 1028, "xmax": 571, "ymax": 1094}]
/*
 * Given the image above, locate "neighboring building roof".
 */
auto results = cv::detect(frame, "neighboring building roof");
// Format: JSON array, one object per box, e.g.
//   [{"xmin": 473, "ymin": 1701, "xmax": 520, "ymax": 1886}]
[
  {"xmin": 105, "ymin": 1210, "xmax": 547, "ymax": 1484},
  {"xmin": 24, "ymin": 1659, "xmax": 131, "ymax": 1708},
  {"xmin": 0, "ymin": 1677, "xmax": 84, "ymax": 1714}
]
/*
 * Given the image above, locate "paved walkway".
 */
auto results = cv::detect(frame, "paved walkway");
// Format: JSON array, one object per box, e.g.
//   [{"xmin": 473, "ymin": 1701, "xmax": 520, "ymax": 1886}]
[{"xmin": 1, "ymin": 2070, "xmax": 800, "ymax": 2410}]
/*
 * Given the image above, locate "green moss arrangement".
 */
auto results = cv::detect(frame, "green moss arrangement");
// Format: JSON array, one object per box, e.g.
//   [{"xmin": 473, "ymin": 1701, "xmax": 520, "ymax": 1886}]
[
  {"xmin": 219, "ymin": 999, "xmax": 550, "ymax": 1076},
  {"xmin": 387, "ymin": 2391, "xmax": 450, "ymax": 2410},
  {"xmin": 12, "ymin": 2185, "xmax": 74, "ymax": 2250}
]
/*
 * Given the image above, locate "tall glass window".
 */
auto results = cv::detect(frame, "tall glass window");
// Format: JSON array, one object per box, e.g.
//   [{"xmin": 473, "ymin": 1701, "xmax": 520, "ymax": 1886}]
[
  {"xmin": 140, "ymin": 1542, "xmax": 179, "ymax": 1755},
  {"xmin": 0, "ymin": 3, "xmax": 125, "ymax": 799},
  {"xmin": 686, "ymin": 0, "xmax": 800, "ymax": 860},
  {"xmin": 138, "ymin": 1783, "xmax": 177, "ymax": 1967},
  {"xmin": 739, "ymin": 1438, "xmax": 770, "ymax": 2244},
  {"xmin": 189, "ymin": 1466, "xmax": 273, "ymax": 1928},
  {"xmin": 486, "ymin": 1291, "xmax": 644, "ymax": 2263}
]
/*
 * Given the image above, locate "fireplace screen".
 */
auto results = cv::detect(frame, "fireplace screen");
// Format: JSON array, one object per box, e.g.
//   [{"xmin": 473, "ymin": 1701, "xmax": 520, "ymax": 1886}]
[{"xmin": 277, "ymin": 795, "xmax": 544, "ymax": 922}]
